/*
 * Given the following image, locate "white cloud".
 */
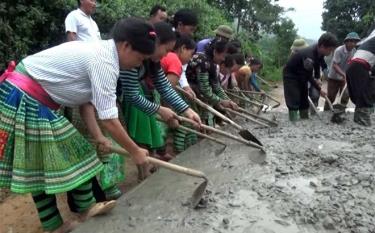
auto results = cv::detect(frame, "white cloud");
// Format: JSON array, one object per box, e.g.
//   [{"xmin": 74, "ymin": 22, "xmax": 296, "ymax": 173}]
[{"xmin": 277, "ymin": 0, "xmax": 324, "ymax": 40}]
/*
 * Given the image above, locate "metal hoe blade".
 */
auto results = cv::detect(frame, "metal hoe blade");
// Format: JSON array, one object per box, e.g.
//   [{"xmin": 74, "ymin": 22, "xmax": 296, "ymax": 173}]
[{"xmin": 191, "ymin": 179, "xmax": 208, "ymax": 208}]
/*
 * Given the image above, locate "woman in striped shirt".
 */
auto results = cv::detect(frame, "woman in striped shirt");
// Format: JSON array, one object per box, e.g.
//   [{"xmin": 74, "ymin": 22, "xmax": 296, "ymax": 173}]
[
  {"xmin": 119, "ymin": 22, "xmax": 201, "ymax": 164},
  {"xmin": 160, "ymin": 34, "xmax": 198, "ymax": 153},
  {"xmin": 0, "ymin": 18, "xmax": 156, "ymax": 233}
]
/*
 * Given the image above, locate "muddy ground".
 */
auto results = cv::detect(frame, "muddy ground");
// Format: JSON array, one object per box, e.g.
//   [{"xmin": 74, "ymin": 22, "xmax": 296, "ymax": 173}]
[{"xmin": 74, "ymin": 110, "xmax": 375, "ymax": 233}]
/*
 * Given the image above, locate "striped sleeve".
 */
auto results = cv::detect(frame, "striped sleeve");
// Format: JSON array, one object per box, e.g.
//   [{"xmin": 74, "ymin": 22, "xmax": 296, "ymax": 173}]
[
  {"xmin": 153, "ymin": 68, "xmax": 189, "ymax": 114},
  {"xmin": 119, "ymin": 69, "xmax": 160, "ymax": 115},
  {"xmin": 212, "ymin": 80, "xmax": 230, "ymax": 100},
  {"xmin": 197, "ymin": 71, "xmax": 222, "ymax": 106}
]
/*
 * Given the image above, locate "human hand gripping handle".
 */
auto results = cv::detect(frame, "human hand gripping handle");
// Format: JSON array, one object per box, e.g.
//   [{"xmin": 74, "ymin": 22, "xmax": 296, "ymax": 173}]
[
  {"xmin": 157, "ymin": 106, "xmax": 179, "ymax": 128},
  {"xmin": 182, "ymin": 108, "xmax": 201, "ymax": 129}
]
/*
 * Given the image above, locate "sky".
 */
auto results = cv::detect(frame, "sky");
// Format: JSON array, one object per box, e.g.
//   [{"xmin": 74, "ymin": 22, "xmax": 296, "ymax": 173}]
[{"xmin": 277, "ymin": 0, "xmax": 325, "ymax": 40}]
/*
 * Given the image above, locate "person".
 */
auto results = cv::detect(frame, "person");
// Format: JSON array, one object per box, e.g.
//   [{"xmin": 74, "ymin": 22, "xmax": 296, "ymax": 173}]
[
  {"xmin": 186, "ymin": 39, "xmax": 238, "ymax": 126},
  {"xmin": 219, "ymin": 53, "xmax": 244, "ymax": 90},
  {"xmin": 65, "ymin": 0, "xmax": 122, "ymax": 203},
  {"xmin": 172, "ymin": 8, "xmax": 198, "ymax": 37},
  {"xmin": 324, "ymin": 32, "xmax": 360, "ymax": 110},
  {"xmin": 283, "ymin": 32, "xmax": 337, "ymax": 121},
  {"xmin": 119, "ymin": 22, "xmax": 201, "ymax": 164},
  {"xmin": 65, "ymin": 0, "xmax": 100, "ymax": 42},
  {"xmin": 196, "ymin": 25, "xmax": 234, "ymax": 53},
  {"xmin": 290, "ymin": 38, "xmax": 308, "ymax": 55},
  {"xmin": 161, "ymin": 34, "xmax": 198, "ymax": 153},
  {"xmin": 149, "ymin": 5, "xmax": 168, "ymax": 24},
  {"xmin": 248, "ymin": 57, "xmax": 263, "ymax": 92},
  {"xmin": 346, "ymin": 36, "xmax": 375, "ymax": 126},
  {"xmin": 0, "ymin": 17, "xmax": 155, "ymax": 233}
]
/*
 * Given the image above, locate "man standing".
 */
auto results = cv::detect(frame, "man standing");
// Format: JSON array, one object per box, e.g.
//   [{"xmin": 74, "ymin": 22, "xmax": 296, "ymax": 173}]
[
  {"xmin": 283, "ymin": 33, "xmax": 338, "ymax": 121},
  {"xmin": 346, "ymin": 36, "xmax": 375, "ymax": 126},
  {"xmin": 196, "ymin": 25, "xmax": 234, "ymax": 53},
  {"xmin": 149, "ymin": 5, "xmax": 168, "ymax": 24},
  {"xmin": 324, "ymin": 32, "xmax": 360, "ymax": 110},
  {"xmin": 65, "ymin": 0, "xmax": 101, "ymax": 42}
]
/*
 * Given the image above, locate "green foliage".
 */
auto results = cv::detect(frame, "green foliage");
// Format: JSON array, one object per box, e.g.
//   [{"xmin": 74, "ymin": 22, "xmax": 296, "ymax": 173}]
[{"xmin": 322, "ymin": 0, "xmax": 375, "ymax": 41}]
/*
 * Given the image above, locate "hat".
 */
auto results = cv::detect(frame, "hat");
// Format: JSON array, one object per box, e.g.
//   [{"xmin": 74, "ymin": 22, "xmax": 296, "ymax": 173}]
[
  {"xmin": 290, "ymin": 38, "xmax": 308, "ymax": 51},
  {"xmin": 214, "ymin": 25, "xmax": 234, "ymax": 39},
  {"xmin": 344, "ymin": 32, "xmax": 360, "ymax": 42}
]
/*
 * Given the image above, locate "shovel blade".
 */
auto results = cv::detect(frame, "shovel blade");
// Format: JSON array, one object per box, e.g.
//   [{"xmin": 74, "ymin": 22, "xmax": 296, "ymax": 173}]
[
  {"xmin": 191, "ymin": 180, "xmax": 208, "ymax": 208},
  {"xmin": 214, "ymin": 145, "xmax": 227, "ymax": 155},
  {"xmin": 239, "ymin": 130, "xmax": 263, "ymax": 146}
]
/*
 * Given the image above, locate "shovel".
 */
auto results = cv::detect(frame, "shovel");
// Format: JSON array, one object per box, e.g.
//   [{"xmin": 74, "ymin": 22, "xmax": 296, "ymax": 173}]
[
  {"xmin": 178, "ymin": 116, "xmax": 266, "ymax": 155},
  {"xmin": 223, "ymin": 107, "xmax": 270, "ymax": 128},
  {"xmin": 111, "ymin": 146, "xmax": 208, "ymax": 208},
  {"xmin": 328, "ymin": 84, "xmax": 347, "ymax": 124},
  {"xmin": 227, "ymin": 89, "xmax": 281, "ymax": 109},
  {"xmin": 176, "ymin": 86, "xmax": 263, "ymax": 146},
  {"xmin": 308, "ymin": 96, "xmax": 322, "ymax": 120},
  {"xmin": 256, "ymin": 74, "xmax": 278, "ymax": 88}
]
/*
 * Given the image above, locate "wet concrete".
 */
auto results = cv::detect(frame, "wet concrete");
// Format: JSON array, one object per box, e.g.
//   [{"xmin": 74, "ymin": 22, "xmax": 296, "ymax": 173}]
[{"xmin": 74, "ymin": 112, "xmax": 375, "ymax": 233}]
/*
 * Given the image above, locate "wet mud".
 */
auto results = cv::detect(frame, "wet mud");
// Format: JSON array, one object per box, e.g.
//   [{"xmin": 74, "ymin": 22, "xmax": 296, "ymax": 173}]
[{"xmin": 74, "ymin": 112, "xmax": 375, "ymax": 233}]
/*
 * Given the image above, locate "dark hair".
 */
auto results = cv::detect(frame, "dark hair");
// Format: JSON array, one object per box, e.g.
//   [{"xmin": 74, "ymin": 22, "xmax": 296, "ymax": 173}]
[
  {"xmin": 318, "ymin": 32, "xmax": 338, "ymax": 48},
  {"xmin": 222, "ymin": 55, "xmax": 235, "ymax": 68},
  {"xmin": 150, "ymin": 5, "xmax": 167, "ymax": 17},
  {"xmin": 205, "ymin": 39, "xmax": 228, "ymax": 59},
  {"xmin": 249, "ymin": 57, "xmax": 263, "ymax": 68},
  {"xmin": 174, "ymin": 34, "xmax": 196, "ymax": 51},
  {"xmin": 154, "ymin": 21, "xmax": 176, "ymax": 44},
  {"xmin": 172, "ymin": 9, "xmax": 198, "ymax": 28},
  {"xmin": 111, "ymin": 17, "xmax": 156, "ymax": 55},
  {"xmin": 227, "ymin": 40, "xmax": 242, "ymax": 54},
  {"xmin": 77, "ymin": 0, "xmax": 80, "ymax": 6},
  {"xmin": 231, "ymin": 53, "xmax": 245, "ymax": 66}
]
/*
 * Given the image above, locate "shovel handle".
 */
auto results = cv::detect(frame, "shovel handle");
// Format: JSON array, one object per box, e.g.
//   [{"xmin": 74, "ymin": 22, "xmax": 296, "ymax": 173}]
[
  {"xmin": 178, "ymin": 125, "xmax": 226, "ymax": 146},
  {"xmin": 224, "ymin": 108, "xmax": 270, "ymax": 128},
  {"xmin": 175, "ymin": 86, "xmax": 242, "ymax": 130},
  {"xmin": 238, "ymin": 107, "xmax": 277, "ymax": 126},
  {"xmin": 111, "ymin": 146, "xmax": 207, "ymax": 179},
  {"xmin": 225, "ymin": 91, "xmax": 263, "ymax": 108},
  {"xmin": 324, "ymin": 96, "xmax": 334, "ymax": 111},
  {"xmin": 308, "ymin": 96, "xmax": 322, "ymax": 120},
  {"xmin": 178, "ymin": 116, "xmax": 264, "ymax": 150},
  {"xmin": 338, "ymin": 83, "xmax": 347, "ymax": 101}
]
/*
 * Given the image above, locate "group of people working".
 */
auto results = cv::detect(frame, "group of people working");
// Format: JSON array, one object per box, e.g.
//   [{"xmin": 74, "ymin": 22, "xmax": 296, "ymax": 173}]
[
  {"xmin": 283, "ymin": 30, "xmax": 375, "ymax": 127},
  {"xmin": 0, "ymin": 1, "xmax": 264, "ymax": 233}
]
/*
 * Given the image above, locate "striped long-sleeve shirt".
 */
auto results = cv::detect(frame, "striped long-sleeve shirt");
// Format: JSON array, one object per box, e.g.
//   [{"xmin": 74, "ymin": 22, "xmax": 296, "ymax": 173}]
[
  {"xmin": 186, "ymin": 53, "xmax": 230, "ymax": 106},
  {"xmin": 119, "ymin": 61, "xmax": 189, "ymax": 115},
  {"xmin": 22, "ymin": 39, "xmax": 119, "ymax": 120}
]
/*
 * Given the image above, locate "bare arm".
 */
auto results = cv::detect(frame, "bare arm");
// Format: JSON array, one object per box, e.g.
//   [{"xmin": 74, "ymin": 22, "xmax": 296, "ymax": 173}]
[
  {"xmin": 333, "ymin": 63, "xmax": 346, "ymax": 79},
  {"xmin": 67, "ymin": 32, "xmax": 77, "ymax": 42},
  {"xmin": 166, "ymin": 73, "xmax": 179, "ymax": 87}
]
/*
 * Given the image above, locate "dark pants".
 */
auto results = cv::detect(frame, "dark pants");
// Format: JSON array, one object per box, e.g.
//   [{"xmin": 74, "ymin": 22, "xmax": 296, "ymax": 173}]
[
  {"xmin": 347, "ymin": 62, "xmax": 375, "ymax": 108},
  {"xmin": 324, "ymin": 79, "xmax": 349, "ymax": 109},
  {"xmin": 283, "ymin": 77, "xmax": 309, "ymax": 111},
  {"xmin": 309, "ymin": 83, "xmax": 320, "ymax": 106}
]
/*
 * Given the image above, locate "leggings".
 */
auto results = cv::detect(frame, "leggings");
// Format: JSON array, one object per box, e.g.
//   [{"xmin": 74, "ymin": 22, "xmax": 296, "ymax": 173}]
[{"xmin": 32, "ymin": 180, "xmax": 95, "ymax": 231}]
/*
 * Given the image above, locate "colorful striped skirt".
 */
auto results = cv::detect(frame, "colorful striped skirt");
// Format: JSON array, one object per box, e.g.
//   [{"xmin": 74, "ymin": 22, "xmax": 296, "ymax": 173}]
[{"xmin": 0, "ymin": 81, "xmax": 103, "ymax": 194}]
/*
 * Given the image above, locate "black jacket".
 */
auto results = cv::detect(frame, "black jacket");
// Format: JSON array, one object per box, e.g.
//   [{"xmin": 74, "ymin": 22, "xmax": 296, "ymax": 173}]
[{"xmin": 283, "ymin": 44, "xmax": 327, "ymax": 91}]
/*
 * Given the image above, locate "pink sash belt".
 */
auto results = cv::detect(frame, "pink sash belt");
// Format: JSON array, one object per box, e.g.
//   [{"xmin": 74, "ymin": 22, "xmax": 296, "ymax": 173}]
[{"xmin": 0, "ymin": 61, "xmax": 60, "ymax": 110}]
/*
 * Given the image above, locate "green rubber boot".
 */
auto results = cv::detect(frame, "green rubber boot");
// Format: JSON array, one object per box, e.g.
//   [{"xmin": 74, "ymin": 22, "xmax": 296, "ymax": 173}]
[
  {"xmin": 299, "ymin": 109, "xmax": 309, "ymax": 119},
  {"xmin": 354, "ymin": 108, "xmax": 371, "ymax": 126},
  {"xmin": 288, "ymin": 110, "xmax": 299, "ymax": 122}
]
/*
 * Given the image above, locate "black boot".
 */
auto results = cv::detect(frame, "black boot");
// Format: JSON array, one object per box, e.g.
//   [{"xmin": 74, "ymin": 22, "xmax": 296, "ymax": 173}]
[{"xmin": 354, "ymin": 108, "xmax": 371, "ymax": 126}]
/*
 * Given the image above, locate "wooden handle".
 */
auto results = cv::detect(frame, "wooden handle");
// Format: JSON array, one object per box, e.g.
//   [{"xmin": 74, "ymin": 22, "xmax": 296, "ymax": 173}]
[
  {"xmin": 176, "ymin": 86, "xmax": 242, "ymax": 130},
  {"xmin": 238, "ymin": 107, "xmax": 277, "ymax": 125},
  {"xmin": 324, "ymin": 96, "xmax": 334, "ymax": 111},
  {"xmin": 225, "ymin": 91, "xmax": 263, "ymax": 107},
  {"xmin": 178, "ymin": 116, "xmax": 264, "ymax": 150},
  {"xmin": 338, "ymin": 83, "xmax": 347, "ymax": 101},
  {"xmin": 224, "ymin": 108, "xmax": 270, "ymax": 128},
  {"xmin": 178, "ymin": 125, "xmax": 226, "ymax": 146},
  {"xmin": 308, "ymin": 96, "xmax": 322, "ymax": 120},
  {"xmin": 111, "ymin": 146, "xmax": 207, "ymax": 179}
]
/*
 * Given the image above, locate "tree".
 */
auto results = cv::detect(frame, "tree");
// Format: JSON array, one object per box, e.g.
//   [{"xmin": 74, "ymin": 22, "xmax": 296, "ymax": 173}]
[
  {"xmin": 322, "ymin": 0, "xmax": 375, "ymax": 42},
  {"xmin": 207, "ymin": 0, "xmax": 285, "ymax": 40}
]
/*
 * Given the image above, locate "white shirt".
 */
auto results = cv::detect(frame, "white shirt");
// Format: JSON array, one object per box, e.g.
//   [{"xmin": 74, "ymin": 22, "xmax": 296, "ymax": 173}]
[
  {"xmin": 179, "ymin": 64, "xmax": 190, "ymax": 88},
  {"xmin": 22, "ymin": 40, "xmax": 119, "ymax": 120},
  {"xmin": 65, "ymin": 8, "xmax": 101, "ymax": 41}
]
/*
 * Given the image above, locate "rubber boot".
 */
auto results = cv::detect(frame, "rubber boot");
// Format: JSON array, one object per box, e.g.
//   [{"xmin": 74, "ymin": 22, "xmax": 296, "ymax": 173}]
[
  {"xmin": 354, "ymin": 108, "xmax": 371, "ymax": 126},
  {"xmin": 288, "ymin": 110, "xmax": 299, "ymax": 122},
  {"xmin": 299, "ymin": 109, "xmax": 309, "ymax": 119}
]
